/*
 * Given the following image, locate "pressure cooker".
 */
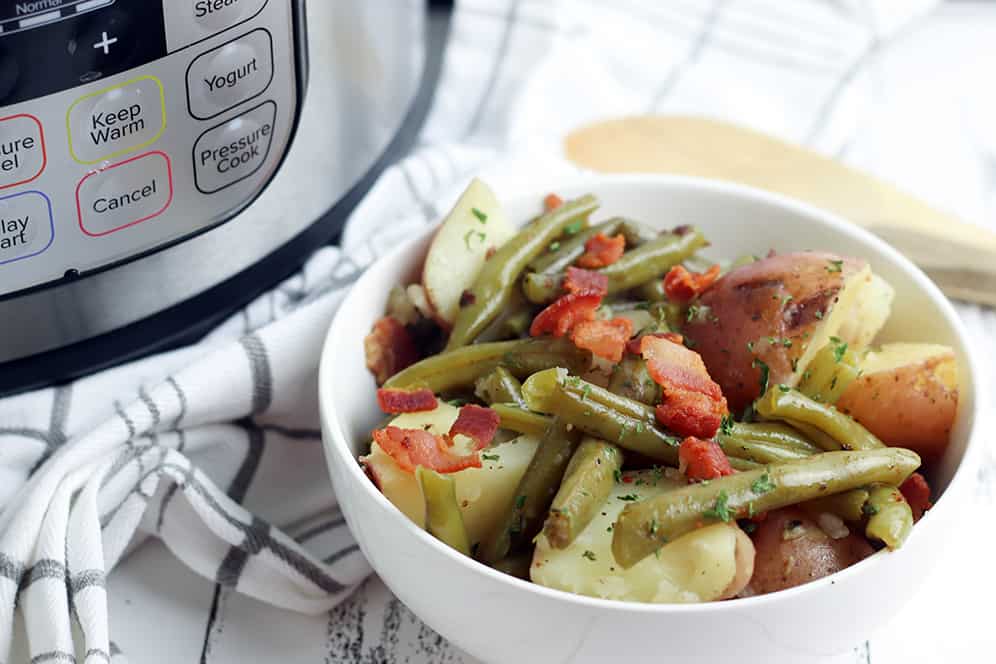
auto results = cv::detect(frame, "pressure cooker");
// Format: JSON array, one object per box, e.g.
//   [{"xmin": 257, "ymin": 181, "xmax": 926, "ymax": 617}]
[{"xmin": 0, "ymin": 0, "xmax": 448, "ymax": 394}]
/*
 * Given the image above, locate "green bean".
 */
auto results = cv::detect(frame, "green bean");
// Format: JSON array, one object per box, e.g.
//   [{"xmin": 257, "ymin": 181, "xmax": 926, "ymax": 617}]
[
  {"xmin": 498, "ymin": 311, "xmax": 533, "ymax": 339},
  {"xmin": 608, "ymin": 356, "xmax": 661, "ymax": 406},
  {"xmin": 490, "ymin": 403, "xmax": 551, "ymax": 438},
  {"xmin": 544, "ymin": 438, "xmax": 623, "ymax": 549},
  {"xmin": 864, "ymin": 485, "xmax": 914, "ymax": 550},
  {"xmin": 528, "ymin": 219, "xmax": 622, "ymax": 274},
  {"xmin": 729, "ymin": 457, "xmax": 762, "ymax": 471},
  {"xmin": 478, "ymin": 418, "xmax": 581, "ymax": 563},
  {"xmin": 755, "ymin": 386, "xmax": 883, "ymax": 451},
  {"xmin": 786, "ymin": 420, "xmax": 846, "ymax": 453},
  {"xmin": 446, "ymin": 195, "xmax": 599, "ymax": 349},
  {"xmin": 801, "ymin": 489, "xmax": 870, "ymax": 523},
  {"xmin": 617, "ymin": 218, "xmax": 659, "ymax": 247},
  {"xmin": 476, "ymin": 286, "xmax": 534, "ymax": 343},
  {"xmin": 797, "ymin": 343, "xmax": 861, "ymax": 404},
  {"xmin": 522, "ymin": 229, "xmax": 708, "ymax": 304},
  {"xmin": 522, "ymin": 368, "xmax": 680, "ymax": 464},
  {"xmin": 384, "ymin": 338, "xmax": 591, "ymax": 393},
  {"xmin": 611, "ymin": 447, "xmax": 921, "ymax": 568},
  {"xmin": 490, "ymin": 552, "xmax": 533, "ymax": 580},
  {"xmin": 415, "ymin": 466, "xmax": 471, "ymax": 556},
  {"xmin": 728, "ymin": 422, "xmax": 822, "ymax": 455},
  {"xmin": 634, "ymin": 278, "xmax": 668, "ymax": 302},
  {"xmin": 715, "ymin": 435, "xmax": 812, "ymax": 465},
  {"xmin": 475, "ymin": 367, "xmax": 526, "ymax": 407}
]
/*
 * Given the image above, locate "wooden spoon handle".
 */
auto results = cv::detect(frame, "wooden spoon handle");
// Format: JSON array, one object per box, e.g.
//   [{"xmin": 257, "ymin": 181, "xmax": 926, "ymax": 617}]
[{"xmin": 565, "ymin": 115, "xmax": 996, "ymax": 307}]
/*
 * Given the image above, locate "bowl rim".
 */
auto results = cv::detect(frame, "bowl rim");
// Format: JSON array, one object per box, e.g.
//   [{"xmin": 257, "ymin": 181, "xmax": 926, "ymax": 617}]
[{"xmin": 319, "ymin": 173, "xmax": 984, "ymax": 614}]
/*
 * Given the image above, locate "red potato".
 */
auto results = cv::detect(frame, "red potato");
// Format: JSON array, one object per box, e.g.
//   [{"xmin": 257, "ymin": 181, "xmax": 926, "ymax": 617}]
[
  {"xmin": 741, "ymin": 508, "xmax": 874, "ymax": 597},
  {"xmin": 684, "ymin": 252, "xmax": 873, "ymax": 413},
  {"xmin": 837, "ymin": 343, "xmax": 958, "ymax": 461}
]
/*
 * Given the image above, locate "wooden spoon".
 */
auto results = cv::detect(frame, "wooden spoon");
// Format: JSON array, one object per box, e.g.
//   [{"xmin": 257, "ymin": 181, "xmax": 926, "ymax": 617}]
[{"xmin": 565, "ymin": 115, "xmax": 996, "ymax": 307}]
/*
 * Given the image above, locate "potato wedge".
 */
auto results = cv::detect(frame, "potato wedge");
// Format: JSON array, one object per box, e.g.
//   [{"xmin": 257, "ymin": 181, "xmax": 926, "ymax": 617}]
[
  {"xmin": 361, "ymin": 402, "xmax": 540, "ymax": 545},
  {"xmin": 836, "ymin": 272, "xmax": 894, "ymax": 350},
  {"xmin": 530, "ymin": 471, "xmax": 751, "ymax": 603},
  {"xmin": 741, "ymin": 508, "xmax": 873, "ymax": 597},
  {"xmin": 422, "ymin": 179, "xmax": 517, "ymax": 326},
  {"xmin": 836, "ymin": 343, "xmax": 958, "ymax": 460},
  {"xmin": 683, "ymin": 252, "xmax": 872, "ymax": 412}
]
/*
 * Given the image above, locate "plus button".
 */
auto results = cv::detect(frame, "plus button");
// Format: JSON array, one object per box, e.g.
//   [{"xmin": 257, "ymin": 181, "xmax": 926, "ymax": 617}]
[{"xmin": 92, "ymin": 31, "xmax": 118, "ymax": 55}]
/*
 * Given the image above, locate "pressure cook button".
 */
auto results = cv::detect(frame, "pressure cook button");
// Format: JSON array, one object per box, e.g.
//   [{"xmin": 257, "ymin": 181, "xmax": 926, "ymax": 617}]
[
  {"xmin": 0, "ymin": 190, "xmax": 54, "ymax": 267},
  {"xmin": 186, "ymin": 29, "xmax": 273, "ymax": 120},
  {"xmin": 193, "ymin": 100, "xmax": 276, "ymax": 194},
  {"xmin": 68, "ymin": 76, "xmax": 167, "ymax": 164},
  {"xmin": 0, "ymin": 114, "xmax": 46, "ymax": 190},
  {"xmin": 76, "ymin": 151, "xmax": 173, "ymax": 237}
]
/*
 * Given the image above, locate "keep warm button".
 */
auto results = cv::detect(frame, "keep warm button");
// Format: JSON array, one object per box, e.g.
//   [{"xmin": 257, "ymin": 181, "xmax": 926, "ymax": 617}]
[
  {"xmin": 68, "ymin": 76, "xmax": 167, "ymax": 165},
  {"xmin": 194, "ymin": 101, "xmax": 276, "ymax": 194},
  {"xmin": 77, "ymin": 151, "xmax": 173, "ymax": 237}
]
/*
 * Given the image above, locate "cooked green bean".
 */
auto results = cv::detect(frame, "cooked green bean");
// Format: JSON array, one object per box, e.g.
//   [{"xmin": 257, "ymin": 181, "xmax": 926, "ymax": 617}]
[
  {"xmin": 522, "ymin": 229, "xmax": 708, "ymax": 304},
  {"xmin": 617, "ymin": 218, "xmax": 659, "ymax": 247},
  {"xmin": 864, "ymin": 485, "xmax": 914, "ymax": 549},
  {"xmin": 608, "ymin": 356, "xmax": 661, "ymax": 406},
  {"xmin": 498, "ymin": 310, "xmax": 533, "ymax": 339},
  {"xmin": 490, "ymin": 552, "xmax": 533, "ymax": 580},
  {"xmin": 491, "ymin": 403, "xmax": 551, "ymax": 437},
  {"xmin": 475, "ymin": 366, "xmax": 526, "ymax": 407},
  {"xmin": 384, "ymin": 338, "xmax": 591, "ymax": 392},
  {"xmin": 801, "ymin": 488, "xmax": 870, "ymax": 523},
  {"xmin": 634, "ymin": 278, "xmax": 668, "ymax": 302},
  {"xmin": 528, "ymin": 219, "xmax": 622, "ymax": 274},
  {"xmin": 727, "ymin": 422, "xmax": 822, "ymax": 455},
  {"xmin": 715, "ymin": 435, "xmax": 812, "ymax": 465},
  {"xmin": 797, "ymin": 342, "xmax": 861, "ymax": 404},
  {"xmin": 445, "ymin": 195, "xmax": 598, "ymax": 349},
  {"xmin": 544, "ymin": 438, "xmax": 623, "ymax": 549},
  {"xmin": 416, "ymin": 466, "xmax": 471, "ymax": 555},
  {"xmin": 755, "ymin": 386, "xmax": 883, "ymax": 451},
  {"xmin": 786, "ymin": 420, "xmax": 847, "ymax": 453},
  {"xmin": 611, "ymin": 447, "xmax": 921, "ymax": 568},
  {"xmin": 522, "ymin": 368, "xmax": 680, "ymax": 464},
  {"xmin": 479, "ymin": 418, "xmax": 581, "ymax": 563}
]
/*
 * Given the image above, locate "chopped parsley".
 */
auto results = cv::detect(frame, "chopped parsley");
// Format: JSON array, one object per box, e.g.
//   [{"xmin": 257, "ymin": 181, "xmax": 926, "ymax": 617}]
[
  {"xmin": 814, "ymin": 309, "xmax": 824, "ymax": 320},
  {"xmin": 618, "ymin": 424, "xmax": 630, "ymax": 441},
  {"xmin": 746, "ymin": 341, "xmax": 755, "ymax": 353},
  {"xmin": 463, "ymin": 229, "xmax": 487, "ymax": 250},
  {"xmin": 703, "ymin": 490, "xmax": 733, "ymax": 522},
  {"xmin": 751, "ymin": 472, "xmax": 776, "ymax": 495},
  {"xmin": 830, "ymin": 336, "xmax": 848, "ymax": 363},
  {"xmin": 862, "ymin": 502, "xmax": 880, "ymax": 517},
  {"xmin": 826, "ymin": 259, "xmax": 844, "ymax": 273},
  {"xmin": 548, "ymin": 241, "xmax": 561, "ymax": 253},
  {"xmin": 720, "ymin": 414, "xmax": 735, "ymax": 436},
  {"xmin": 613, "ymin": 469, "xmax": 623, "ymax": 483},
  {"xmin": 446, "ymin": 398, "xmax": 469, "ymax": 407},
  {"xmin": 580, "ymin": 384, "xmax": 592, "ymax": 401},
  {"xmin": 471, "ymin": 207, "xmax": 488, "ymax": 223},
  {"xmin": 648, "ymin": 518, "xmax": 659, "ymax": 536},
  {"xmin": 752, "ymin": 358, "xmax": 770, "ymax": 394},
  {"xmin": 778, "ymin": 384, "xmax": 791, "ymax": 393},
  {"xmin": 635, "ymin": 422, "xmax": 646, "ymax": 434},
  {"xmin": 514, "ymin": 495, "xmax": 527, "ymax": 509},
  {"xmin": 617, "ymin": 494, "xmax": 639, "ymax": 502},
  {"xmin": 482, "ymin": 453, "xmax": 500, "ymax": 461},
  {"xmin": 564, "ymin": 221, "xmax": 584, "ymax": 235}
]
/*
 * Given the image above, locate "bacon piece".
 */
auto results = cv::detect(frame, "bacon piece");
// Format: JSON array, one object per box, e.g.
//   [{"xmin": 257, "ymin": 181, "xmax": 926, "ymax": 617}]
[
  {"xmin": 678, "ymin": 437, "xmax": 734, "ymax": 481},
  {"xmin": 569, "ymin": 318, "xmax": 633, "ymax": 362},
  {"xmin": 376, "ymin": 387, "xmax": 437, "ymax": 414},
  {"xmin": 900, "ymin": 473, "xmax": 932, "ymax": 521},
  {"xmin": 640, "ymin": 335, "xmax": 728, "ymax": 438},
  {"xmin": 364, "ymin": 316, "xmax": 419, "ymax": 385},
  {"xmin": 577, "ymin": 233, "xmax": 625, "ymax": 269},
  {"xmin": 625, "ymin": 332, "xmax": 684, "ymax": 356},
  {"xmin": 530, "ymin": 292, "xmax": 602, "ymax": 338},
  {"xmin": 447, "ymin": 404, "xmax": 500, "ymax": 450},
  {"xmin": 564, "ymin": 266, "xmax": 609, "ymax": 296},
  {"xmin": 544, "ymin": 193, "xmax": 564, "ymax": 211},
  {"xmin": 372, "ymin": 426, "xmax": 482, "ymax": 474},
  {"xmin": 663, "ymin": 264, "xmax": 722, "ymax": 303}
]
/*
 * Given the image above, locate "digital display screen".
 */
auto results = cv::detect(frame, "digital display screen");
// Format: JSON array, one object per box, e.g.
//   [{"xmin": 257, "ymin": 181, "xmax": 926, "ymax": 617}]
[{"xmin": 0, "ymin": 0, "xmax": 115, "ymax": 35}]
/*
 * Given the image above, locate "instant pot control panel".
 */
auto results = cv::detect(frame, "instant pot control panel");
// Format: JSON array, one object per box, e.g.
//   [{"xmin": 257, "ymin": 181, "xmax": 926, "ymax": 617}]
[{"xmin": 0, "ymin": 0, "xmax": 297, "ymax": 298}]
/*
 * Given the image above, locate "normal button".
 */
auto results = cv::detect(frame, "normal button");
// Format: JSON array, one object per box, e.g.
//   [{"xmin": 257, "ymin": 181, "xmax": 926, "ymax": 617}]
[
  {"xmin": 186, "ymin": 28, "xmax": 273, "ymax": 120},
  {"xmin": 0, "ymin": 190, "xmax": 53, "ymax": 267},
  {"xmin": 76, "ymin": 151, "xmax": 173, "ymax": 237},
  {"xmin": 194, "ymin": 100, "xmax": 276, "ymax": 194}
]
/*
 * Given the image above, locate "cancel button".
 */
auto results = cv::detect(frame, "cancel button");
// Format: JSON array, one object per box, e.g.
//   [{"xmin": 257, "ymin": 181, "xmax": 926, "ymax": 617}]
[{"xmin": 77, "ymin": 151, "xmax": 174, "ymax": 237}]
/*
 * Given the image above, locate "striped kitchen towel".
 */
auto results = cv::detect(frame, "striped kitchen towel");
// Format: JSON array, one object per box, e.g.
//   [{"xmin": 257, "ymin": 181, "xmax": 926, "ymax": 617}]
[{"xmin": 3, "ymin": 1, "xmax": 995, "ymax": 663}]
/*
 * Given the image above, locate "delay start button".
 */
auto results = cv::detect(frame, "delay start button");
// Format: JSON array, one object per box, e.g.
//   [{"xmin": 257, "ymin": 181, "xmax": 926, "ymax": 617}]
[
  {"xmin": 0, "ymin": 190, "xmax": 54, "ymax": 267},
  {"xmin": 76, "ymin": 151, "xmax": 173, "ymax": 237},
  {"xmin": 194, "ymin": 100, "xmax": 276, "ymax": 194},
  {"xmin": 186, "ymin": 28, "xmax": 273, "ymax": 120}
]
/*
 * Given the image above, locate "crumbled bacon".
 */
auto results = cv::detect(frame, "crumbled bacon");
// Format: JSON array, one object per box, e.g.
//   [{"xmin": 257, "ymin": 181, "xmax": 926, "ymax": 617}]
[
  {"xmin": 447, "ymin": 404, "xmax": 500, "ymax": 450},
  {"xmin": 678, "ymin": 436, "xmax": 734, "ymax": 481},
  {"xmin": 625, "ymin": 332, "xmax": 684, "ymax": 356},
  {"xmin": 640, "ymin": 335, "xmax": 729, "ymax": 438},
  {"xmin": 564, "ymin": 266, "xmax": 609, "ymax": 296},
  {"xmin": 364, "ymin": 316, "xmax": 419, "ymax": 385},
  {"xmin": 577, "ymin": 233, "xmax": 625, "ymax": 269},
  {"xmin": 376, "ymin": 387, "xmax": 437, "ymax": 414},
  {"xmin": 372, "ymin": 426, "xmax": 482, "ymax": 473},
  {"xmin": 529, "ymin": 292, "xmax": 602, "ymax": 338},
  {"xmin": 569, "ymin": 318, "xmax": 633, "ymax": 362},
  {"xmin": 663, "ymin": 264, "xmax": 722, "ymax": 303},
  {"xmin": 900, "ymin": 473, "xmax": 932, "ymax": 521},
  {"xmin": 544, "ymin": 193, "xmax": 564, "ymax": 211}
]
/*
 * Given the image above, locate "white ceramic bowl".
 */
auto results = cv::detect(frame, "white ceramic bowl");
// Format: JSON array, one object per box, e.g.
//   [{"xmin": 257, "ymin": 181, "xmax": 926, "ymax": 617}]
[{"xmin": 319, "ymin": 176, "xmax": 982, "ymax": 664}]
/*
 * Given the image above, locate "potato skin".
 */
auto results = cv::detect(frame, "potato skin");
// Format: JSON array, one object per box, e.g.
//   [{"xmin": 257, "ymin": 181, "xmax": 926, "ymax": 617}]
[
  {"xmin": 683, "ymin": 252, "xmax": 865, "ymax": 412},
  {"xmin": 836, "ymin": 351, "xmax": 957, "ymax": 461},
  {"xmin": 742, "ymin": 508, "xmax": 873, "ymax": 597}
]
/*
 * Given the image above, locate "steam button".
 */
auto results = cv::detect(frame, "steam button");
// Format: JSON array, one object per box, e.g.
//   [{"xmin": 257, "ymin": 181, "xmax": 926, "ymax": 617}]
[{"xmin": 163, "ymin": 0, "xmax": 268, "ymax": 52}]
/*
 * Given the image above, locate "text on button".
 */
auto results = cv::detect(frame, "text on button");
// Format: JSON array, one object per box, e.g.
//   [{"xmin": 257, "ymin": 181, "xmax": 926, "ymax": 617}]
[
  {"xmin": 68, "ymin": 76, "xmax": 167, "ymax": 164},
  {"xmin": 0, "ymin": 114, "xmax": 46, "ymax": 190},
  {"xmin": 0, "ymin": 190, "xmax": 54, "ymax": 266},
  {"xmin": 76, "ymin": 151, "xmax": 173, "ymax": 237},
  {"xmin": 193, "ymin": 100, "xmax": 276, "ymax": 193}
]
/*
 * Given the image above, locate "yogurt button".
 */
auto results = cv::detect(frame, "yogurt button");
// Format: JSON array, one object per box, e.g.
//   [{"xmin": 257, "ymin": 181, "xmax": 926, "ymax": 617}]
[{"xmin": 186, "ymin": 29, "xmax": 273, "ymax": 120}]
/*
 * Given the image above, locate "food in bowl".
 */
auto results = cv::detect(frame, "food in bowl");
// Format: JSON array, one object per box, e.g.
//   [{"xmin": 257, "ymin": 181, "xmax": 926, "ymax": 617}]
[{"xmin": 358, "ymin": 179, "xmax": 956, "ymax": 605}]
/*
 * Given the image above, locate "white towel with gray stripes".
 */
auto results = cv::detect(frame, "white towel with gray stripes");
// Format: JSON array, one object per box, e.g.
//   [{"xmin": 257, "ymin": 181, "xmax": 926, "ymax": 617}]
[{"xmin": 3, "ymin": 1, "xmax": 996, "ymax": 663}]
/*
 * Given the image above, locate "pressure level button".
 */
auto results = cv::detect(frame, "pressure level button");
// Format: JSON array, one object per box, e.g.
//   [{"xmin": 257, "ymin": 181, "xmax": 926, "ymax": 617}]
[
  {"xmin": 186, "ymin": 29, "xmax": 273, "ymax": 120},
  {"xmin": 193, "ymin": 100, "xmax": 276, "ymax": 194},
  {"xmin": 0, "ymin": 114, "xmax": 46, "ymax": 190}
]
